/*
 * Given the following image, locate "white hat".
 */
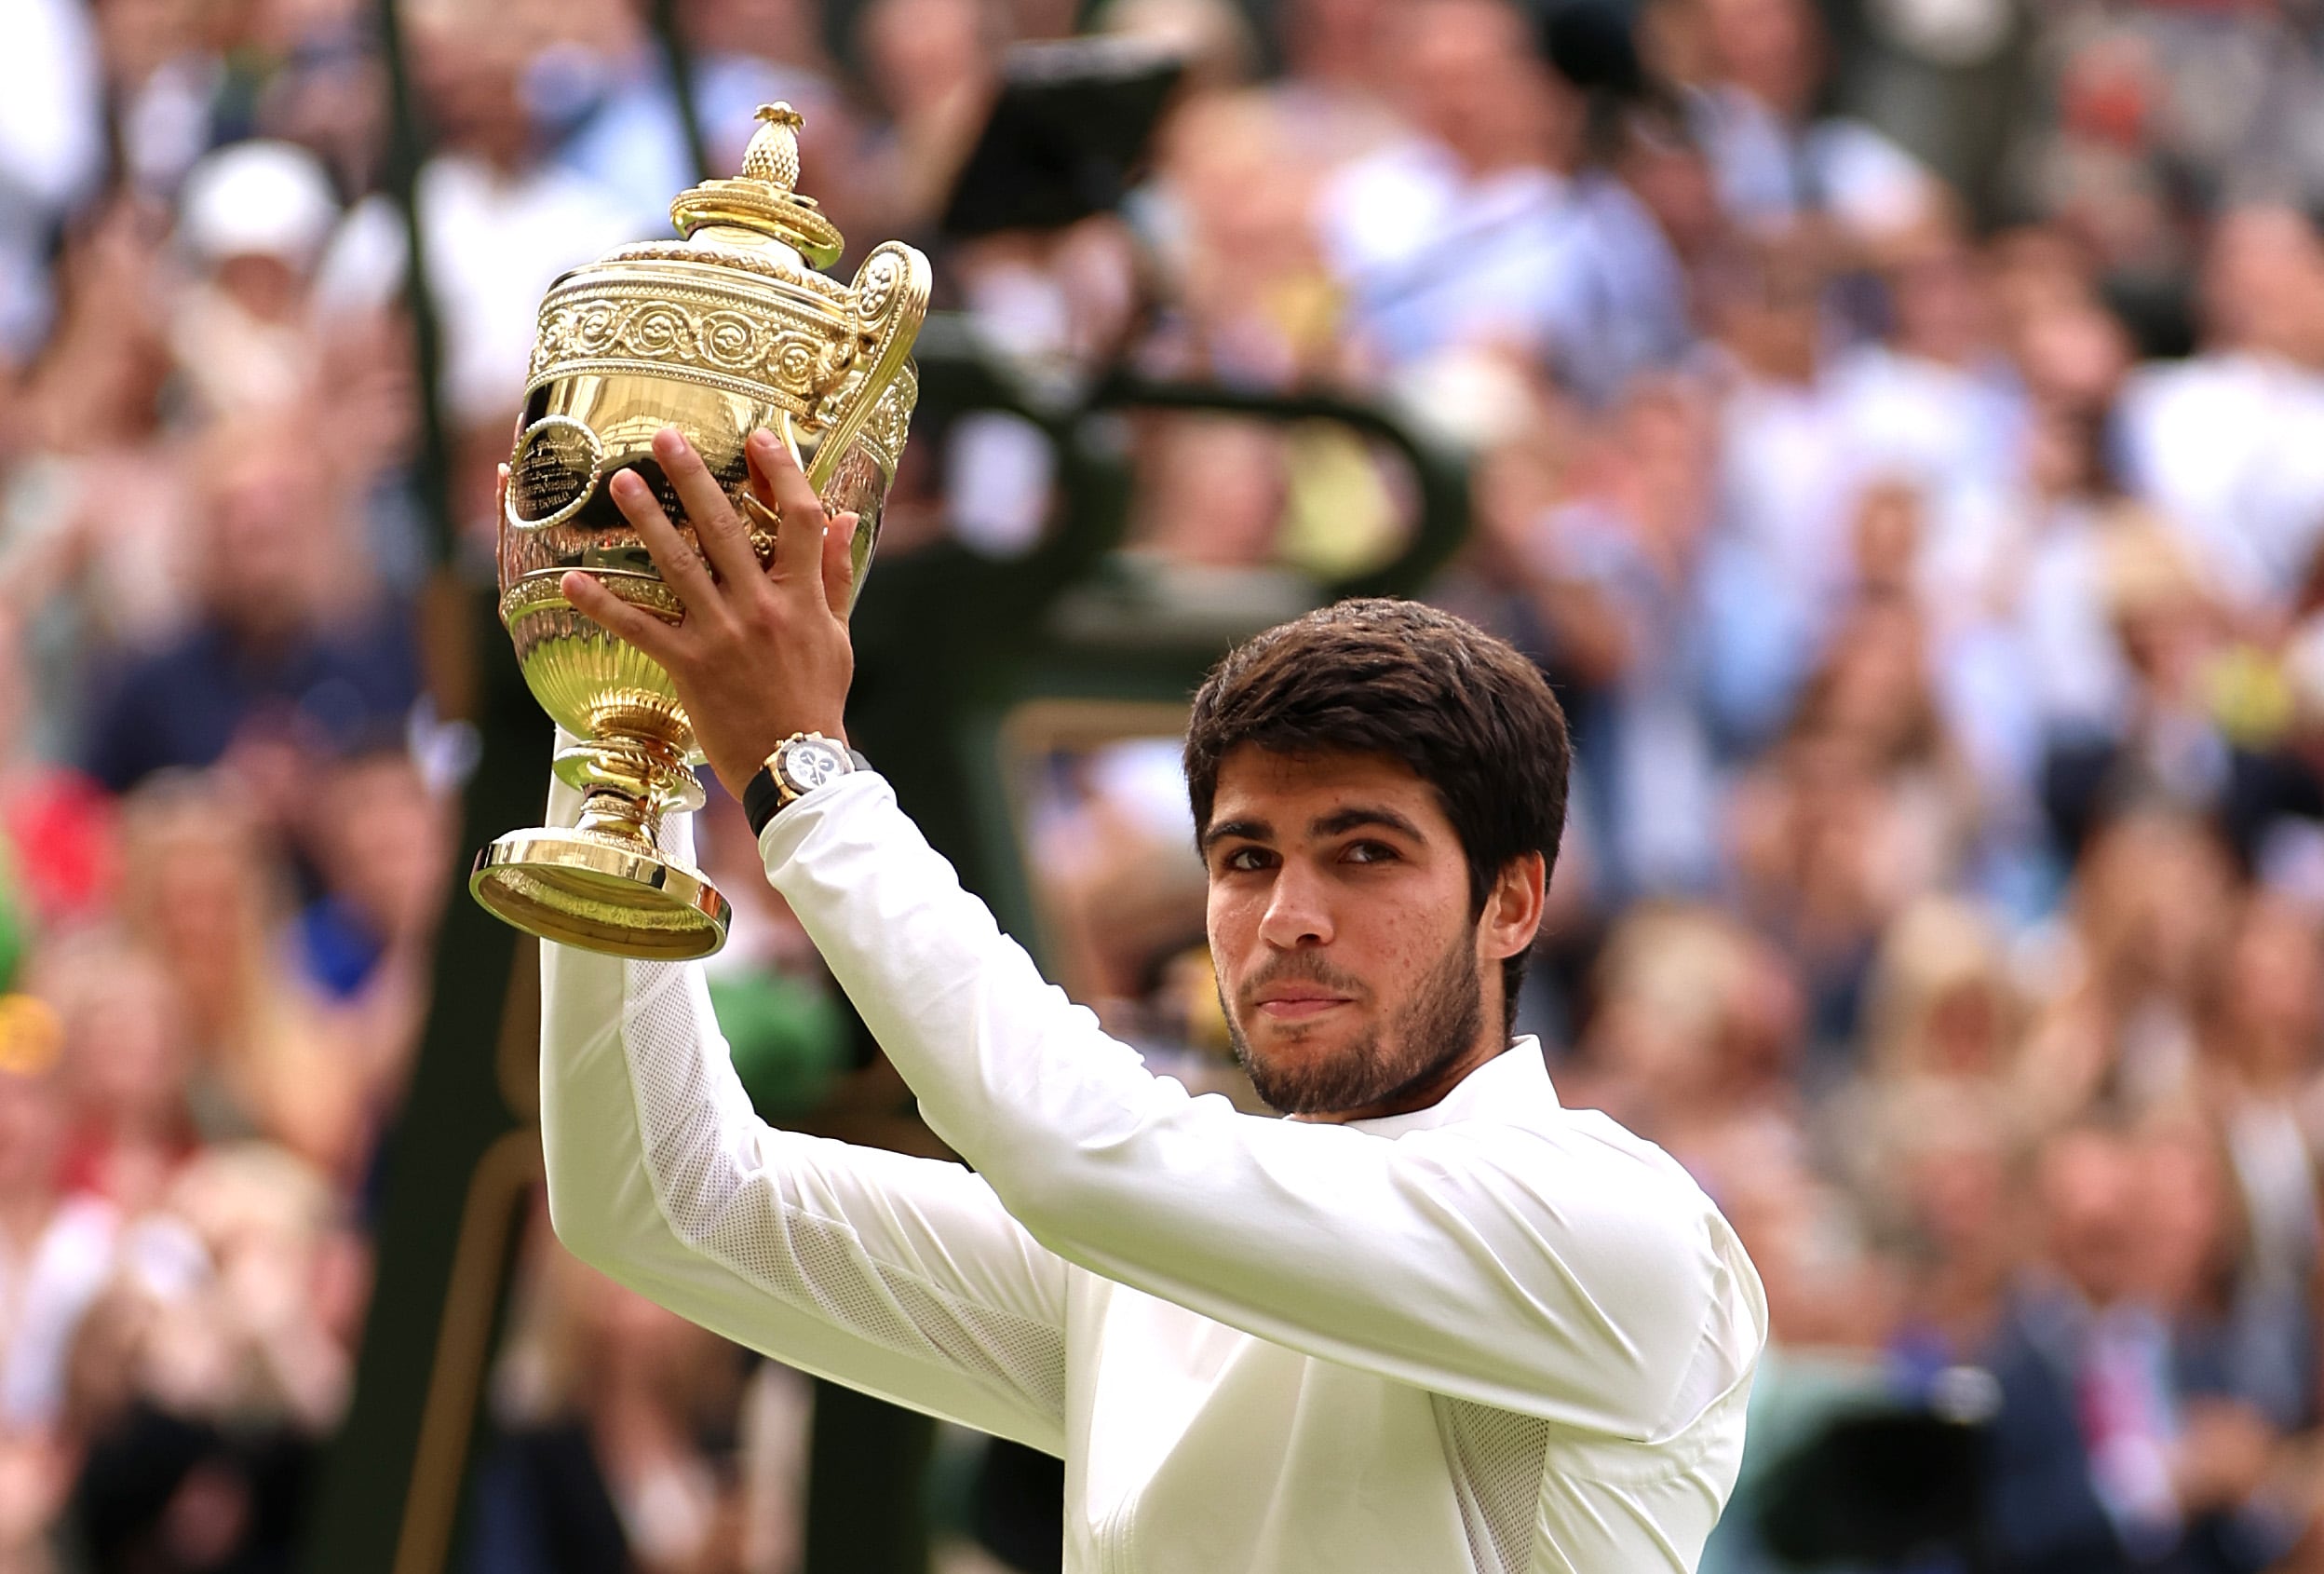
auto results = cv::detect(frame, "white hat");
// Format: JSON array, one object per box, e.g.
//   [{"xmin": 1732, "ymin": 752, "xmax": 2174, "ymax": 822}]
[{"xmin": 176, "ymin": 139, "xmax": 342, "ymax": 271}]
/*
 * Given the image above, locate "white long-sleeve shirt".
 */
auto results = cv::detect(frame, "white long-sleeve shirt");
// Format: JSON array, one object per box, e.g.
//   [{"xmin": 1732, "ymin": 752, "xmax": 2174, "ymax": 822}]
[{"xmin": 540, "ymin": 767, "xmax": 1767, "ymax": 1573}]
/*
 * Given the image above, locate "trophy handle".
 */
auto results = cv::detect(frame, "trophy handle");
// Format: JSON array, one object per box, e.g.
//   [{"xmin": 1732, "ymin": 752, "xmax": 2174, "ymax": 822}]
[{"xmin": 804, "ymin": 240, "xmax": 932, "ymax": 493}]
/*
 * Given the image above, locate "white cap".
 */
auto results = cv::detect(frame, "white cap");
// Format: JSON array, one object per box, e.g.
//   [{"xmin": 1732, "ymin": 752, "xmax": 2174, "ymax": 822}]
[{"xmin": 176, "ymin": 139, "xmax": 342, "ymax": 271}]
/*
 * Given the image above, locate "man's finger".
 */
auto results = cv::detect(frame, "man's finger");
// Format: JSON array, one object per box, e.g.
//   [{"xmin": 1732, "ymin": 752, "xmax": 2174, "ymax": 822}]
[
  {"xmin": 742, "ymin": 427, "xmax": 788, "ymax": 559},
  {"xmin": 611, "ymin": 468, "xmax": 722, "ymax": 615},
  {"xmin": 654, "ymin": 427, "xmax": 761, "ymax": 588},
  {"xmin": 822, "ymin": 511, "xmax": 860, "ymax": 620},
  {"xmin": 562, "ymin": 571, "xmax": 684, "ymax": 666},
  {"xmin": 750, "ymin": 428, "xmax": 829, "ymax": 597}
]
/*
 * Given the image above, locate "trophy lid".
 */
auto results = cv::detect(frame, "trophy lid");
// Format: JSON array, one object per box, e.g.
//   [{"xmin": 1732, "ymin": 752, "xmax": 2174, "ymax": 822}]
[{"xmin": 669, "ymin": 103, "xmax": 846, "ymax": 269}]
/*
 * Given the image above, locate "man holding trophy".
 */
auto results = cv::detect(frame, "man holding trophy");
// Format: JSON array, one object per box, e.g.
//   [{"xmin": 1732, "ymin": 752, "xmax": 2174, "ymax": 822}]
[{"xmin": 494, "ymin": 104, "xmax": 1763, "ymax": 1573}]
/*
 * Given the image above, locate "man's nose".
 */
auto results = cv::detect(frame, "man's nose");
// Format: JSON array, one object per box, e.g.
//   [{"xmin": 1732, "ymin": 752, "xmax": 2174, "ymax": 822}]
[{"xmin": 1257, "ymin": 861, "xmax": 1333, "ymax": 949}]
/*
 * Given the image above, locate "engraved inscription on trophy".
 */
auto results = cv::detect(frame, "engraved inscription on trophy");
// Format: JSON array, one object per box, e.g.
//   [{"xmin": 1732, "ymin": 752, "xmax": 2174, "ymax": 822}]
[{"xmin": 508, "ymin": 416, "xmax": 606, "ymax": 529}]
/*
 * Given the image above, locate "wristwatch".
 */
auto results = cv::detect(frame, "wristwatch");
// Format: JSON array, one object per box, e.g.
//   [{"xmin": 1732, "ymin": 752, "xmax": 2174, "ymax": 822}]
[{"xmin": 744, "ymin": 732, "xmax": 867, "ymax": 836}]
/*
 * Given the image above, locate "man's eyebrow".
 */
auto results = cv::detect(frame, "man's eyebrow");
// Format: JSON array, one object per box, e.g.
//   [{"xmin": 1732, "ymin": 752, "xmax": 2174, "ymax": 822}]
[
  {"xmin": 1199, "ymin": 817, "xmax": 1273, "ymax": 852},
  {"xmin": 1312, "ymin": 806, "xmax": 1425, "ymax": 841}
]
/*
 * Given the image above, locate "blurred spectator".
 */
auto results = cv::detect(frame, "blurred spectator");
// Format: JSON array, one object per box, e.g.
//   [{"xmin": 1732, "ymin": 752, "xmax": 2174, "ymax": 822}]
[
  {"xmin": 1020, "ymin": 733, "xmax": 1209, "ymax": 1024},
  {"xmin": 1729, "ymin": 594, "xmax": 1979, "ymax": 1048},
  {"xmin": 2042, "ymin": 521, "xmax": 2240, "ymax": 848},
  {"xmin": 77, "ymin": 414, "xmax": 419, "ymax": 797},
  {"xmin": 2, "ymin": 195, "xmax": 187, "ymax": 721},
  {"xmin": 2142, "ymin": 1109, "xmax": 2310, "ymax": 1440},
  {"xmin": 1507, "ymin": 375, "xmax": 1730, "ymax": 901},
  {"xmin": 1698, "ymin": 237, "xmax": 1864, "ymax": 712},
  {"xmin": 855, "ymin": 0, "xmax": 1003, "ymax": 237},
  {"xmin": 1827, "ymin": 216, "xmax": 2024, "ymax": 576},
  {"xmin": 474, "ymin": 1242, "xmax": 756, "ymax": 1574},
  {"xmin": 0, "ymin": 0, "xmax": 104, "ymax": 360},
  {"xmin": 1146, "ymin": 90, "xmax": 1342, "ymax": 388},
  {"xmin": 0, "ymin": 993, "xmax": 115, "ymax": 1438},
  {"xmin": 1309, "ymin": 0, "xmax": 1695, "ymax": 406},
  {"xmin": 36, "ymin": 930, "xmax": 198, "ymax": 1217},
  {"xmin": 1678, "ymin": 0, "xmax": 1939, "ymax": 248},
  {"xmin": 2020, "ymin": 810, "xmax": 2240, "ymax": 1124},
  {"xmin": 319, "ymin": 22, "xmax": 639, "ymax": 426},
  {"xmin": 2115, "ymin": 207, "xmax": 2324, "ymax": 620},
  {"xmin": 1313, "ymin": 0, "xmax": 1585, "ymax": 371},
  {"xmin": 66, "ymin": 1144, "xmax": 357, "ymax": 1574},
  {"xmin": 167, "ymin": 140, "xmax": 343, "ymax": 419},
  {"xmin": 1834, "ymin": 901, "xmax": 2030, "ymax": 1357},
  {"xmin": 1980, "ymin": 1114, "xmax": 2308, "ymax": 1571},
  {"xmin": 560, "ymin": 0, "xmax": 859, "ymax": 239},
  {"xmin": 1878, "ymin": 1078, "xmax": 2024, "ymax": 1365},
  {"xmin": 115, "ymin": 777, "xmax": 368, "ymax": 1176},
  {"xmin": 255, "ymin": 0, "xmax": 390, "ymax": 199},
  {"xmin": 2196, "ymin": 896, "xmax": 2322, "ymax": 1350},
  {"xmin": 97, "ymin": 0, "xmax": 258, "ymax": 200},
  {"xmin": 292, "ymin": 751, "xmax": 453, "ymax": 1118},
  {"xmin": 1265, "ymin": 0, "xmax": 1399, "ymax": 156},
  {"xmin": 1128, "ymin": 414, "xmax": 1290, "ymax": 569},
  {"xmin": 1567, "ymin": 902, "xmax": 1808, "ymax": 1191},
  {"xmin": 0, "ymin": 608, "xmax": 112, "ymax": 953},
  {"xmin": 0, "ymin": 994, "xmax": 90, "ymax": 1574}
]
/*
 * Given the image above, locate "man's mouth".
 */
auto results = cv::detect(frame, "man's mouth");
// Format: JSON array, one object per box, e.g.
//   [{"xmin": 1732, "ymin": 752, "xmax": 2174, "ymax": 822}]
[{"xmin": 1252, "ymin": 990, "xmax": 1356, "ymax": 1021}]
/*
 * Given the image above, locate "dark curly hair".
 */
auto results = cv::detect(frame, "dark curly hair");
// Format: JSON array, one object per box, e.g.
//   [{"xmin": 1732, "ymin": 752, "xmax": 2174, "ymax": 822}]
[{"xmin": 1183, "ymin": 599, "xmax": 1571, "ymax": 1027}]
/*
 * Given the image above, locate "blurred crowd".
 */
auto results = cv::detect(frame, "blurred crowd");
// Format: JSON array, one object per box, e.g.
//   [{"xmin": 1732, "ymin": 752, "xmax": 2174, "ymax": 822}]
[{"xmin": 4, "ymin": 0, "xmax": 2324, "ymax": 1567}]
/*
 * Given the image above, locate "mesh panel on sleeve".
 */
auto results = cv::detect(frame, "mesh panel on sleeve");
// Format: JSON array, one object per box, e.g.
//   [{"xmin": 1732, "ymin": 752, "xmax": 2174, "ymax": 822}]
[
  {"xmin": 622, "ymin": 961, "xmax": 1066, "ymax": 1423},
  {"xmin": 1436, "ymin": 1397, "xmax": 1553, "ymax": 1574}
]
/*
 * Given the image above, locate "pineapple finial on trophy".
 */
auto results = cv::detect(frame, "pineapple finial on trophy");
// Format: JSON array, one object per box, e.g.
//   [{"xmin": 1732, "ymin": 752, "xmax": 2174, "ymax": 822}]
[
  {"xmin": 742, "ymin": 103, "xmax": 804, "ymax": 192},
  {"xmin": 667, "ymin": 101, "xmax": 844, "ymax": 267}
]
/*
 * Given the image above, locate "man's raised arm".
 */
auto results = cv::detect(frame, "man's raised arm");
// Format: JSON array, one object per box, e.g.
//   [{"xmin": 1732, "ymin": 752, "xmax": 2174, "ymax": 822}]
[{"xmin": 536, "ymin": 753, "xmax": 1071, "ymax": 1455}]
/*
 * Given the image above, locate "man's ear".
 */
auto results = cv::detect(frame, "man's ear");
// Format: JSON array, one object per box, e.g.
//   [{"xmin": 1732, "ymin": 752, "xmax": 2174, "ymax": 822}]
[{"xmin": 1480, "ymin": 852, "xmax": 1547, "ymax": 962}]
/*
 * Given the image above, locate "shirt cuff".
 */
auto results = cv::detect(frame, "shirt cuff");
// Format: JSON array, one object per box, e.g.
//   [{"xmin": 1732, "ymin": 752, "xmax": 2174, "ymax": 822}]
[{"xmin": 755, "ymin": 769, "xmax": 893, "ymax": 873}]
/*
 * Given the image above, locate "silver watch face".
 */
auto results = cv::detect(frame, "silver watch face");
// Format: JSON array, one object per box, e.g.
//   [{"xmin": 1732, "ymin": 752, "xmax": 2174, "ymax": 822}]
[{"xmin": 776, "ymin": 737, "xmax": 852, "ymax": 797}]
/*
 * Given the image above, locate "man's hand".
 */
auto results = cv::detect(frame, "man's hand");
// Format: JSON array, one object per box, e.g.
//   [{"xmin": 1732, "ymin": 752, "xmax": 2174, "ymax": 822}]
[
  {"xmin": 2170, "ymin": 1399, "xmax": 2277, "ymax": 1514},
  {"xmin": 561, "ymin": 425, "xmax": 858, "ymax": 794}
]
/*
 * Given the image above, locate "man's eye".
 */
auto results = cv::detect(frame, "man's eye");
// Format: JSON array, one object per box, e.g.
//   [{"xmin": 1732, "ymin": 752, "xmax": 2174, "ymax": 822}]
[
  {"xmin": 1344, "ymin": 841, "xmax": 1398, "ymax": 864},
  {"xmin": 1222, "ymin": 847, "xmax": 1273, "ymax": 873}
]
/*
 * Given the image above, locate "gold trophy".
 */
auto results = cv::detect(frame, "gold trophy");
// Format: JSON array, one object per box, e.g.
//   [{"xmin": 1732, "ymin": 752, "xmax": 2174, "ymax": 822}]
[{"xmin": 469, "ymin": 104, "xmax": 930, "ymax": 959}]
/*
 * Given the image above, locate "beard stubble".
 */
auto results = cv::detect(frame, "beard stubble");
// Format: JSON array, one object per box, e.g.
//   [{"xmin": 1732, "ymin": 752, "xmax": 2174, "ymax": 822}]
[{"xmin": 1223, "ymin": 927, "xmax": 1485, "ymax": 1117}]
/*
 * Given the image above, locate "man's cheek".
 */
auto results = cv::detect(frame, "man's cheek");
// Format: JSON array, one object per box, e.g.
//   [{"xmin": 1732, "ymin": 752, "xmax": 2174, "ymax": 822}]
[{"xmin": 1204, "ymin": 903, "xmax": 1254, "ymax": 983}]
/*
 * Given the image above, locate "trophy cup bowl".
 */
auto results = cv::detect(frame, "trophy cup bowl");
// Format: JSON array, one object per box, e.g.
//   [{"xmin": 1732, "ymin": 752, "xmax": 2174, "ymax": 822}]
[{"xmin": 469, "ymin": 104, "xmax": 930, "ymax": 959}]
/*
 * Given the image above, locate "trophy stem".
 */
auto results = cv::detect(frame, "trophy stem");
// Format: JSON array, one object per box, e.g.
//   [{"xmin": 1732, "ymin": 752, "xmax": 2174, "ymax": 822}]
[
  {"xmin": 558, "ymin": 732, "xmax": 701, "ymax": 843},
  {"xmin": 468, "ymin": 733, "xmax": 730, "ymax": 960},
  {"xmin": 574, "ymin": 787, "xmax": 664, "ymax": 848}
]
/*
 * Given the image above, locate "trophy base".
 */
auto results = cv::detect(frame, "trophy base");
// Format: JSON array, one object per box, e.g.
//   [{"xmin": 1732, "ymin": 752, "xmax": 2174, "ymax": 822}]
[{"xmin": 470, "ymin": 828, "xmax": 731, "ymax": 960}]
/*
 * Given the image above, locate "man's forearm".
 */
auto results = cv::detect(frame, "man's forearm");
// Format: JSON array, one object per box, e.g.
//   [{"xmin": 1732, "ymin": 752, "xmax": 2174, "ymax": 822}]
[{"xmin": 534, "ymin": 760, "xmax": 1072, "ymax": 1450}]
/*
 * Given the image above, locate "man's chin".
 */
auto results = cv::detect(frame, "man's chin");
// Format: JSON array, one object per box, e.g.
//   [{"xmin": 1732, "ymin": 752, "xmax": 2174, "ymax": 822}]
[
  {"xmin": 1235, "ymin": 1013, "xmax": 1356, "ymax": 1067},
  {"xmin": 1224, "ymin": 929, "xmax": 1486, "ymax": 1118},
  {"xmin": 1240, "ymin": 1065, "xmax": 1338, "ymax": 1118},
  {"xmin": 1232, "ymin": 1024, "xmax": 1376, "ymax": 1116}
]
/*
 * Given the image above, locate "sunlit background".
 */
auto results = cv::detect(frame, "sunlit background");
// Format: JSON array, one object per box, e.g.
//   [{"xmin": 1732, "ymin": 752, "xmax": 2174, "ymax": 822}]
[{"xmin": 2, "ymin": 0, "xmax": 2323, "ymax": 1567}]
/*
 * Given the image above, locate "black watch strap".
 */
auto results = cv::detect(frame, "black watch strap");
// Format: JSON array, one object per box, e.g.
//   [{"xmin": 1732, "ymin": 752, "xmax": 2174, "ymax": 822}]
[
  {"xmin": 742, "ymin": 766, "xmax": 785, "ymax": 838},
  {"xmin": 744, "ymin": 747, "xmax": 871, "ymax": 839}
]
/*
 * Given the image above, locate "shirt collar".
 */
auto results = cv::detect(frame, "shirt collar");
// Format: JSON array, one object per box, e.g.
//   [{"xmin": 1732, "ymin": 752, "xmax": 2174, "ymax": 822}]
[{"xmin": 1342, "ymin": 1038, "xmax": 1559, "ymax": 1139}]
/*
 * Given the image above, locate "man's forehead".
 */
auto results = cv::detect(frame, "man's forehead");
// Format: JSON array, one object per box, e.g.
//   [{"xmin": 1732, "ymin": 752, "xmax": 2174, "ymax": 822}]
[{"xmin": 1203, "ymin": 745, "xmax": 1448, "ymax": 829}]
